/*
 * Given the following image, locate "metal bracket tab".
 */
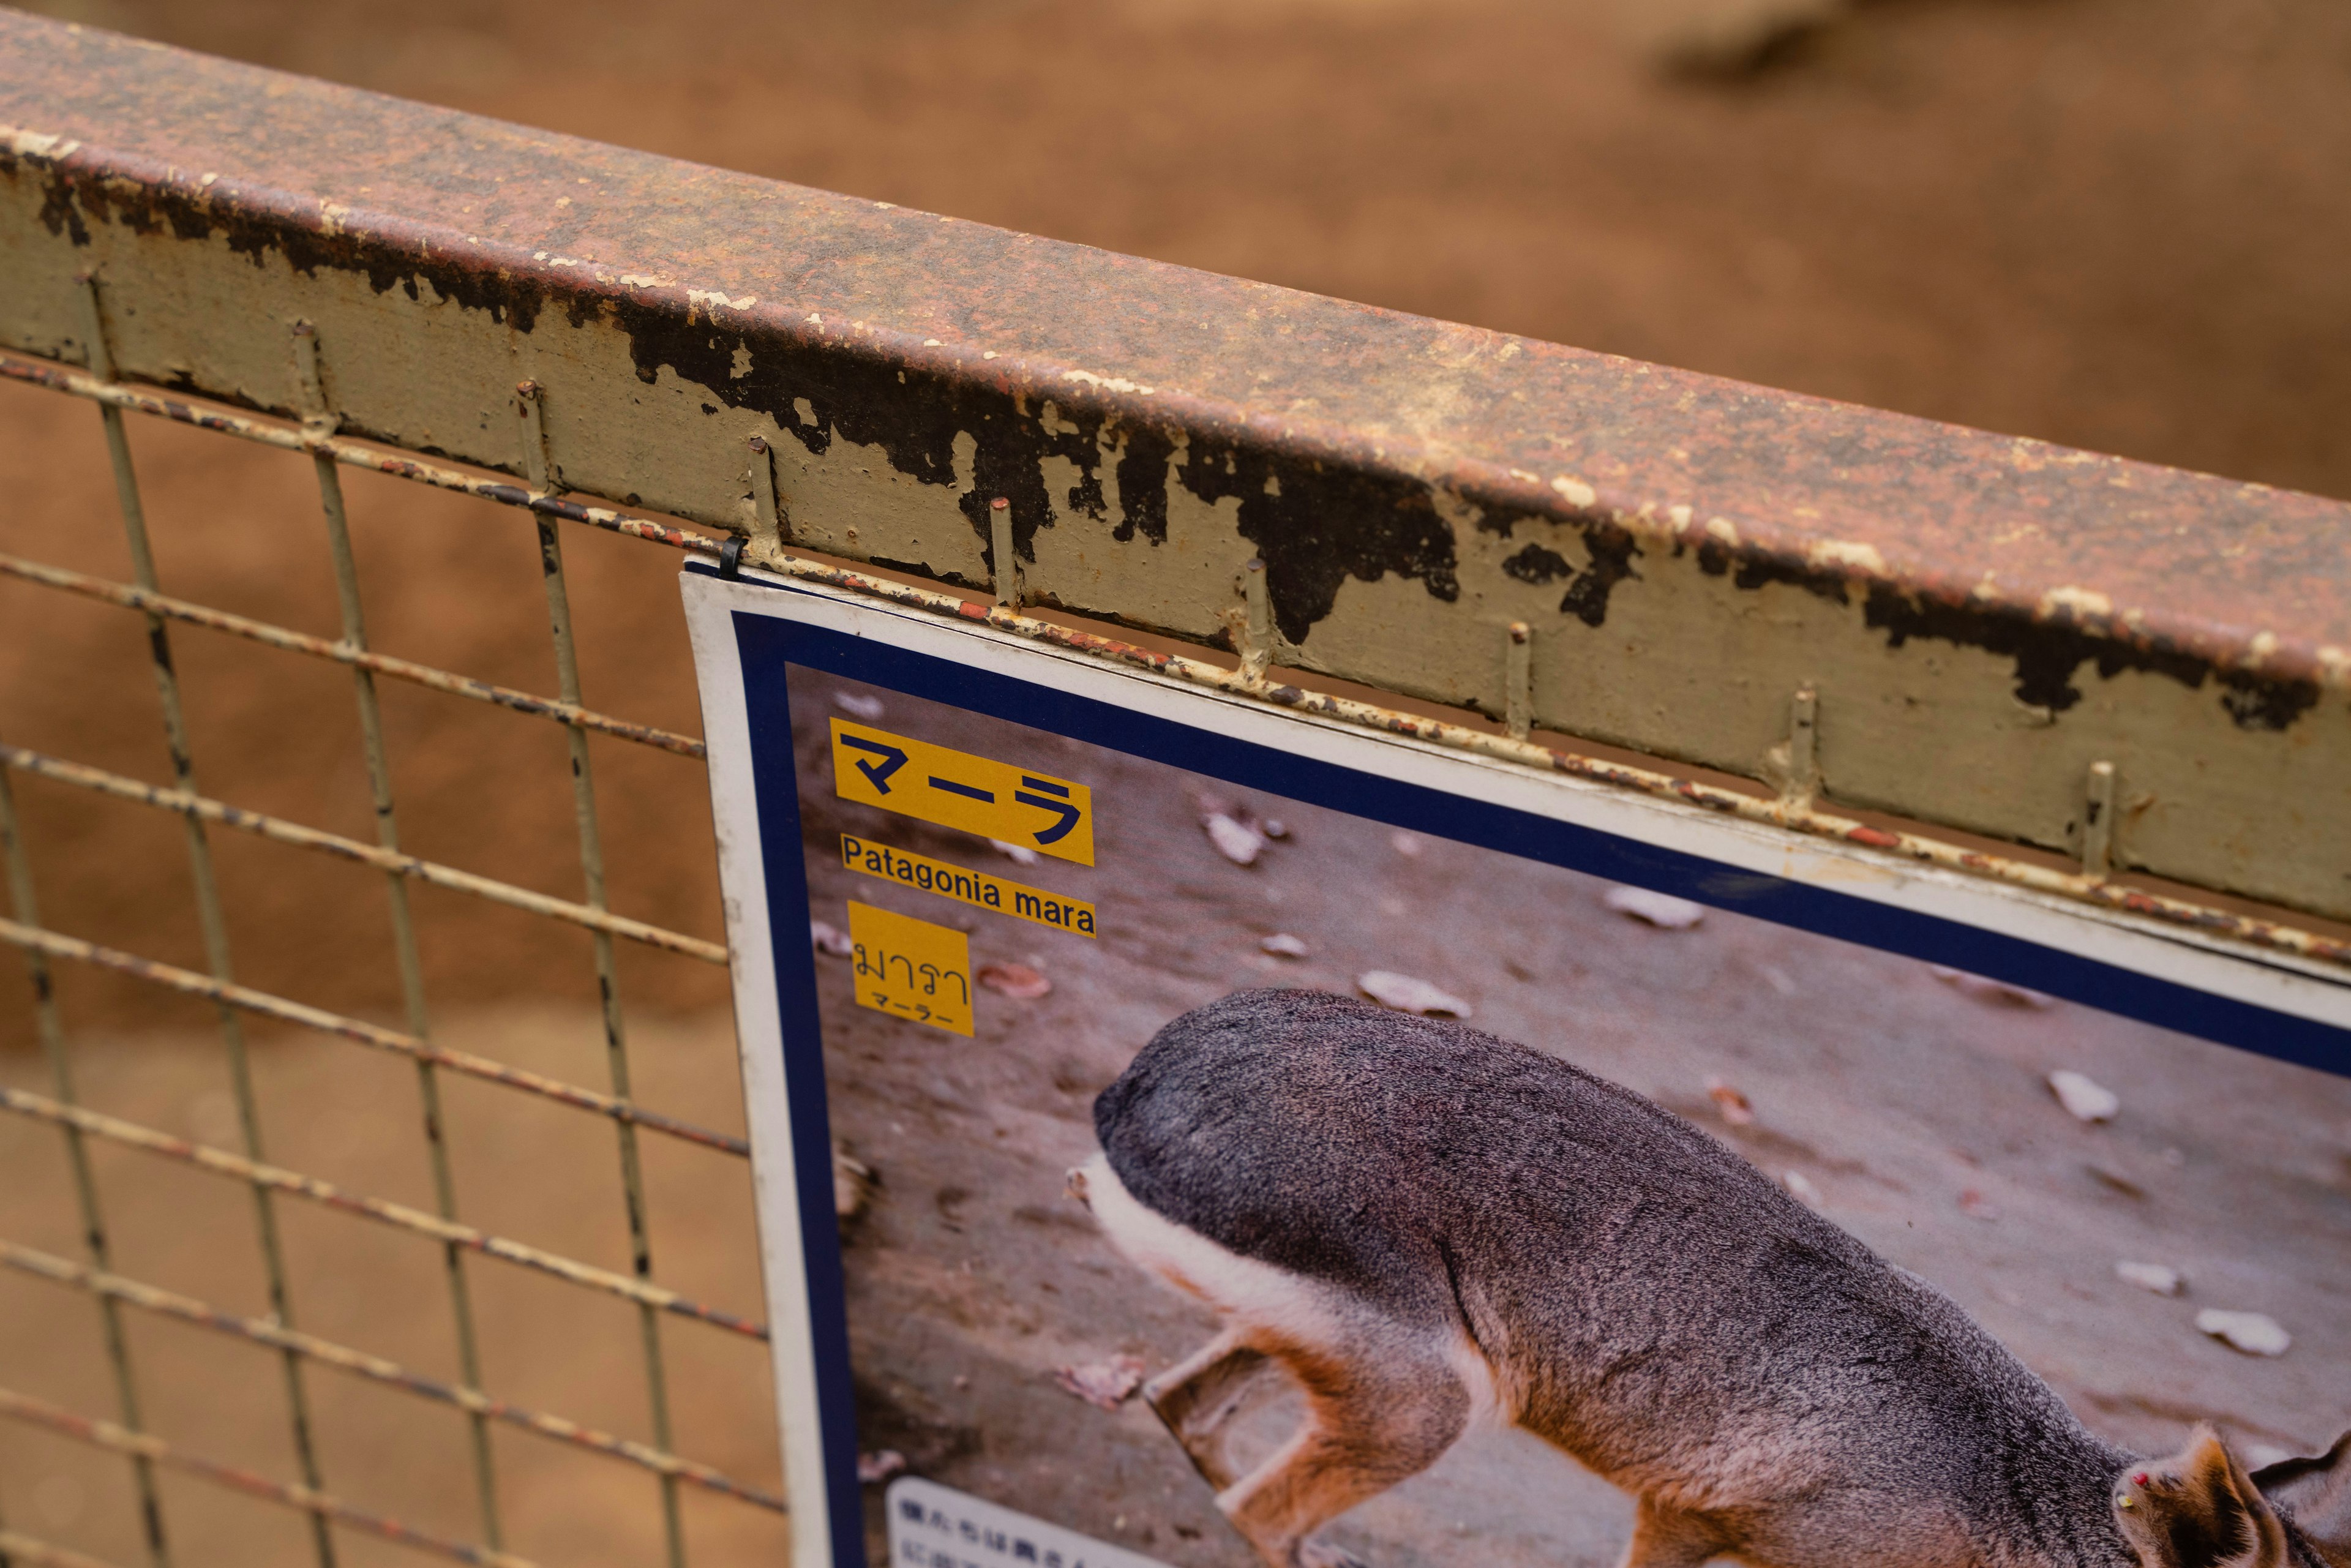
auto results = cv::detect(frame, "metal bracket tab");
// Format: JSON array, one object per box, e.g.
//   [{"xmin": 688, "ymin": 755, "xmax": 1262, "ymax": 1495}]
[
  {"xmin": 746, "ymin": 435, "xmax": 786, "ymax": 561},
  {"xmin": 514, "ymin": 380, "xmax": 554, "ymax": 492},
  {"xmin": 2082, "ymin": 759, "xmax": 2118, "ymax": 879},
  {"xmin": 1782, "ymin": 686, "xmax": 1821, "ymax": 808},
  {"xmin": 290, "ymin": 321, "xmax": 338, "ymax": 435},
  {"xmin": 1236, "ymin": 558, "xmax": 1273, "ymax": 686},
  {"xmin": 1505, "ymin": 622, "xmax": 1534, "ymax": 740},
  {"xmin": 990, "ymin": 497, "xmax": 1019, "ymax": 609},
  {"xmin": 72, "ymin": 273, "xmax": 115, "ymax": 382}
]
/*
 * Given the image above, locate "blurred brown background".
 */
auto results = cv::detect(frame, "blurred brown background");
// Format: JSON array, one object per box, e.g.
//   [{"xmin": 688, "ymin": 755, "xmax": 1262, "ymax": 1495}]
[{"xmin": 1, "ymin": 1, "xmax": 2347, "ymax": 1563}]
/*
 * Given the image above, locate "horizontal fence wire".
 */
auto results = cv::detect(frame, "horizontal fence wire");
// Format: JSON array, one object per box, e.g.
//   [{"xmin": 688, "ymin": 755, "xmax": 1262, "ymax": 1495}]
[
  {"xmin": 0, "ymin": 1390, "xmax": 534, "ymax": 1568},
  {"xmin": 0, "ymin": 1087, "xmax": 767, "ymax": 1340},
  {"xmin": 0, "ymin": 1528, "xmax": 127, "ymax": 1568},
  {"xmin": 0, "ymin": 746, "xmax": 727, "ymax": 963},
  {"xmin": 0, "ymin": 919, "xmax": 747, "ymax": 1156},
  {"xmin": 0, "ymin": 358, "xmax": 725, "ymax": 560},
  {"xmin": 0, "ymin": 1241, "xmax": 785, "ymax": 1514},
  {"xmin": 0, "ymin": 553, "xmax": 705, "ymax": 759}
]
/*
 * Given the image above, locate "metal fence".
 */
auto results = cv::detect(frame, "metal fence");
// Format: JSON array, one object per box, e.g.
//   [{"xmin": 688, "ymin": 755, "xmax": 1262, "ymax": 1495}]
[
  {"xmin": 4, "ymin": 10, "xmax": 2350, "ymax": 1568},
  {"xmin": 0, "ymin": 268, "xmax": 778, "ymax": 1568}
]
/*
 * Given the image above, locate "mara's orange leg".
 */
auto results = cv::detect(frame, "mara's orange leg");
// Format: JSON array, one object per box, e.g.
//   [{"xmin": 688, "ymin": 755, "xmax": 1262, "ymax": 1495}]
[
  {"xmin": 1216, "ymin": 1343, "xmax": 1471, "ymax": 1568},
  {"xmin": 1618, "ymin": 1497, "xmax": 1728, "ymax": 1568},
  {"xmin": 1145, "ymin": 1330, "xmax": 1276, "ymax": 1490}
]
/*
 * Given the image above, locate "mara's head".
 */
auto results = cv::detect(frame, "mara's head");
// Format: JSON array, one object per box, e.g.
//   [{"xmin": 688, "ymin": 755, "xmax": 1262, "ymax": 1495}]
[{"xmin": 2113, "ymin": 1427, "xmax": 2301, "ymax": 1568}]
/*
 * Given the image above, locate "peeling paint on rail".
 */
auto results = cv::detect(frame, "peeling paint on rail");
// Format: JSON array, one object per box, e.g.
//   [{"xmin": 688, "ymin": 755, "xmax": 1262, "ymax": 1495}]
[{"xmin": 0, "ymin": 9, "xmax": 2344, "ymax": 916}]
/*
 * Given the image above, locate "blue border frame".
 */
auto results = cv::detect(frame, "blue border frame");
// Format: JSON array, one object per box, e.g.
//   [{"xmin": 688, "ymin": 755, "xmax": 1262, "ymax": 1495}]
[{"xmin": 708, "ymin": 570, "xmax": 2349, "ymax": 1567}]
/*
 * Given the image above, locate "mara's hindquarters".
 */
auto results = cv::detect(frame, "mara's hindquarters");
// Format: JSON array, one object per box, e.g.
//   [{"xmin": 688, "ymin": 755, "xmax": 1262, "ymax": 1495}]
[{"xmin": 1073, "ymin": 1149, "xmax": 1490, "ymax": 1568}]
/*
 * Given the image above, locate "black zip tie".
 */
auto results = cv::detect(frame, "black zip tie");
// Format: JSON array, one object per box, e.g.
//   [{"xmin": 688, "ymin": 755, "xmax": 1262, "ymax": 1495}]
[{"xmin": 718, "ymin": 535, "xmax": 745, "ymax": 580}]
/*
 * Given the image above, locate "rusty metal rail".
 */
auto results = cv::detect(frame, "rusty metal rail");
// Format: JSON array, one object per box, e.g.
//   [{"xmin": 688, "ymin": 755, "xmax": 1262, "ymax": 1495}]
[
  {"xmin": 7, "ymin": 10, "xmax": 2348, "ymax": 921},
  {"xmin": 6, "ymin": 351, "xmax": 2345, "ymax": 975}
]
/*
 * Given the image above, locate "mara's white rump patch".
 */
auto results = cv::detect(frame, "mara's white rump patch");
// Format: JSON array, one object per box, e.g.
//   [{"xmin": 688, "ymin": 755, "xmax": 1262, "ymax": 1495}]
[
  {"xmin": 1076, "ymin": 1152, "xmax": 1326, "ymax": 1329},
  {"xmin": 1073, "ymin": 1153, "xmax": 1504, "ymax": 1427}
]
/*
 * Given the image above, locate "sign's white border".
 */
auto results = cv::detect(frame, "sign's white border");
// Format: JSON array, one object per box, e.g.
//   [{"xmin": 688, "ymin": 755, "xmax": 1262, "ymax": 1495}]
[{"xmin": 681, "ymin": 563, "xmax": 2351, "ymax": 1568}]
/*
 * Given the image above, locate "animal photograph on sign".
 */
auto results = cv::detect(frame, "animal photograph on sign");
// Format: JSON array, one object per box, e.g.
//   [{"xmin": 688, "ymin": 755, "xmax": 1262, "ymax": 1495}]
[{"xmin": 768, "ymin": 664, "xmax": 2351, "ymax": 1568}]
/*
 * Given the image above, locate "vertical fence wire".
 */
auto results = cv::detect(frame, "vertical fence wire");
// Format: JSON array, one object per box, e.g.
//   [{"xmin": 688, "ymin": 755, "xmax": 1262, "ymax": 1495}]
[
  {"xmin": 294, "ymin": 321, "xmax": 504, "ymax": 1551},
  {"xmin": 514, "ymin": 384, "xmax": 685, "ymax": 1568},
  {"xmin": 75, "ymin": 277, "xmax": 337, "ymax": 1568},
  {"xmin": 0, "ymin": 765, "xmax": 169, "ymax": 1568}
]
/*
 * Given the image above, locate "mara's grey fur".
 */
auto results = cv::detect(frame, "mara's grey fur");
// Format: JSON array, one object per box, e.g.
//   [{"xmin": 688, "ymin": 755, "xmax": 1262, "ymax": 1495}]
[{"xmin": 1074, "ymin": 989, "xmax": 2341, "ymax": 1568}]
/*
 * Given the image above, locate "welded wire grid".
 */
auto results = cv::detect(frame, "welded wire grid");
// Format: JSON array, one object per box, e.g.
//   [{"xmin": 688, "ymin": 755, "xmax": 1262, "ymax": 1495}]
[{"xmin": 0, "ymin": 278, "xmax": 781, "ymax": 1568}]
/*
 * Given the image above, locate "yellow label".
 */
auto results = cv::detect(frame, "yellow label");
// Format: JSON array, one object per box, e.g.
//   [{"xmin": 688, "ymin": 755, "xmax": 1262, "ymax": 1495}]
[
  {"xmin": 841, "ymin": 835, "xmax": 1097, "ymax": 937},
  {"xmin": 846, "ymin": 901, "xmax": 973, "ymax": 1036},
  {"xmin": 830, "ymin": 718, "xmax": 1095, "ymax": 866}
]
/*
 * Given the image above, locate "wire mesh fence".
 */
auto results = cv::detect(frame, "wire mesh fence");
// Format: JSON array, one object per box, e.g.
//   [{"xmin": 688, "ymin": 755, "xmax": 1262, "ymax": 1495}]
[{"xmin": 0, "ymin": 276, "xmax": 784, "ymax": 1568}]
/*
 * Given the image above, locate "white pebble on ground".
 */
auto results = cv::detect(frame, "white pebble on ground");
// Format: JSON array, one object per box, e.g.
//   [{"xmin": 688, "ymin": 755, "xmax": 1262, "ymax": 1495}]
[
  {"xmin": 1602, "ymin": 887, "xmax": 1704, "ymax": 929},
  {"xmin": 1204, "ymin": 812, "xmax": 1265, "ymax": 866},
  {"xmin": 2115, "ymin": 1261, "xmax": 2183, "ymax": 1296},
  {"xmin": 2196, "ymin": 1309, "xmax": 2290, "ymax": 1357},
  {"xmin": 2049, "ymin": 1070, "xmax": 2120, "ymax": 1123},
  {"xmin": 1357, "ymin": 970, "xmax": 1472, "ymax": 1018}
]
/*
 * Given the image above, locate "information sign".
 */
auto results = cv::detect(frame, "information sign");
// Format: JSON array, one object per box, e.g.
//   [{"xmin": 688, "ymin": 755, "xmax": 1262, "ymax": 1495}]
[{"xmin": 685, "ymin": 565, "xmax": 2351, "ymax": 1568}]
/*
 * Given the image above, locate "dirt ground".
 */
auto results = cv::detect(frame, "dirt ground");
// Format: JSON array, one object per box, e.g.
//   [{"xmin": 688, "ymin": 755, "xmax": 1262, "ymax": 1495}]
[
  {"xmin": 793, "ymin": 671, "xmax": 2351, "ymax": 1568},
  {"xmin": 4, "ymin": 0, "xmax": 2351, "ymax": 1562}
]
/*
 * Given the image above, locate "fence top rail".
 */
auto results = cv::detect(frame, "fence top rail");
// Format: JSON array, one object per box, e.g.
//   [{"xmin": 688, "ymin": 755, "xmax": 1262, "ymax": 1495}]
[
  {"xmin": 2, "ymin": 13, "xmax": 2345, "ymax": 689},
  {"xmin": 2, "ymin": 12, "xmax": 2348, "ymax": 924}
]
